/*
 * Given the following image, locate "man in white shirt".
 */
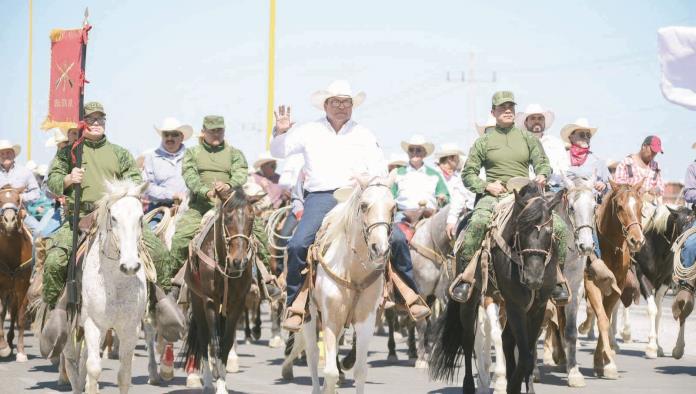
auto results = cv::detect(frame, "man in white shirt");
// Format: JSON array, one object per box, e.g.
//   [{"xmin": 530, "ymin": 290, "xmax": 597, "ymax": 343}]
[
  {"xmin": 271, "ymin": 80, "xmax": 430, "ymax": 331},
  {"xmin": 432, "ymin": 143, "xmax": 475, "ymax": 238},
  {"xmin": 516, "ymin": 103, "xmax": 568, "ymax": 189}
]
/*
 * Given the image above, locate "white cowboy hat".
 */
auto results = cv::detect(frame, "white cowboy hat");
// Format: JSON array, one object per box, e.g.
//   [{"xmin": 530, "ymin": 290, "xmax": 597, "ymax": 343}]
[
  {"xmin": 0, "ymin": 140, "xmax": 21, "ymax": 156},
  {"xmin": 400, "ymin": 134, "xmax": 435, "ymax": 157},
  {"xmin": 514, "ymin": 103, "xmax": 556, "ymax": 131},
  {"xmin": 253, "ymin": 151, "xmax": 277, "ymax": 170},
  {"xmin": 560, "ymin": 118, "xmax": 598, "ymax": 144},
  {"xmin": 35, "ymin": 164, "xmax": 49, "ymax": 177},
  {"xmin": 25, "ymin": 160, "xmax": 37, "ymax": 171},
  {"xmin": 434, "ymin": 143, "xmax": 465, "ymax": 161},
  {"xmin": 475, "ymin": 115, "xmax": 497, "ymax": 136},
  {"xmin": 45, "ymin": 128, "xmax": 69, "ymax": 148},
  {"xmin": 153, "ymin": 117, "xmax": 193, "ymax": 140},
  {"xmin": 387, "ymin": 152, "xmax": 408, "ymax": 167},
  {"xmin": 310, "ymin": 80, "xmax": 366, "ymax": 111}
]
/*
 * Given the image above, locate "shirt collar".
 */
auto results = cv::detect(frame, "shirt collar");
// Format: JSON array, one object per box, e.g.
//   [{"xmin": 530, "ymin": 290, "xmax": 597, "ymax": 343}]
[
  {"xmin": 156, "ymin": 144, "xmax": 185, "ymax": 158},
  {"xmin": 84, "ymin": 136, "xmax": 107, "ymax": 149},
  {"xmin": 320, "ymin": 117, "xmax": 356, "ymax": 135},
  {"xmin": 407, "ymin": 164, "xmax": 427, "ymax": 173},
  {"xmin": 494, "ymin": 125, "xmax": 514, "ymax": 134},
  {"xmin": 0, "ymin": 163, "xmax": 16, "ymax": 173},
  {"xmin": 201, "ymin": 139, "xmax": 225, "ymax": 152}
]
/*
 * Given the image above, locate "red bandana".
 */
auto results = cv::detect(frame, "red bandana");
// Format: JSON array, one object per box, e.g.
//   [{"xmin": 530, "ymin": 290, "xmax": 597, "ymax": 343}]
[{"xmin": 569, "ymin": 145, "xmax": 590, "ymax": 166}]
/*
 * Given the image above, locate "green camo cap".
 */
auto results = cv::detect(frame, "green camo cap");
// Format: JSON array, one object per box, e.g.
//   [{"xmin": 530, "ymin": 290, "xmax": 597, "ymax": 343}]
[
  {"xmin": 203, "ymin": 115, "xmax": 225, "ymax": 130},
  {"xmin": 84, "ymin": 101, "xmax": 105, "ymax": 116},
  {"xmin": 491, "ymin": 91, "xmax": 516, "ymax": 106}
]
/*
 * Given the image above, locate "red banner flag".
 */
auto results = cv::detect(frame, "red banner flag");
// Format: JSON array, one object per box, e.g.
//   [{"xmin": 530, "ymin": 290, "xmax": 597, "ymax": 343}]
[{"xmin": 41, "ymin": 26, "xmax": 90, "ymax": 131}]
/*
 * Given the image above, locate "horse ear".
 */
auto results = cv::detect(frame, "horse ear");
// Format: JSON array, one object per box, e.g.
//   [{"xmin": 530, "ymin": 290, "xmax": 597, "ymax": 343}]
[
  {"xmin": 513, "ymin": 188, "xmax": 521, "ymax": 204},
  {"xmin": 135, "ymin": 182, "xmax": 148, "ymax": 196},
  {"xmin": 354, "ymin": 174, "xmax": 371, "ymax": 190},
  {"xmin": 608, "ymin": 179, "xmax": 619, "ymax": 191},
  {"xmin": 548, "ymin": 188, "xmax": 566, "ymax": 210}
]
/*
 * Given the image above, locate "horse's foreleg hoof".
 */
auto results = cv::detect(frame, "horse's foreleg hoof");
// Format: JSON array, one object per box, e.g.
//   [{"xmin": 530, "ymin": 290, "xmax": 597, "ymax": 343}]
[
  {"xmin": 533, "ymin": 368, "xmax": 541, "ymax": 383},
  {"xmin": 252, "ymin": 327, "xmax": 262, "ymax": 342},
  {"xmin": 567, "ymin": 367, "xmax": 586, "ymax": 387},
  {"xmin": 226, "ymin": 356, "xmax": 239, "ymax": 373},
  {"xmin": 186, "ymin": 373, "xmax": 202, "ymax": 388},
  {"xmin": 387, "ymin": 353, "xmax": 398, "ymax": 363},
  {"xmin": 672, "ymin": 346, "xmax": 684, "ymax": 360},
  {"xmin": 15, "ymin": 352, "xmax": 27, "ymax": 363},
  {"xmin": 493, "ymin": 376, "xmax": 507, "ymax": 393},
  {"xmin": 148, "ymin": 375, "xmax": 161, "ymax": 385},
  {"xmin": 657, "ymin": 345, "xmax": 665, "ymax": 357},
  {"xmin": 159, "ymin": 367, "xmax": 174, "ymax": 382},
  {"xmin": 215, "ymin": 378, "xmax": 227, "ymax": 394},
  {"xmin": 269, "ymin": 335, "xmax": 284, "ymax": 348},
  {"xmin": 621, "ymin": 331, "xmax": 632, "ymax": 343},
  {"xmin": 645, "ymin": 344, "xmax": 658, "ymax": 359},
  {"xmin": 603, "ymin": 362, "xmax": 619, "ymax": 379},
  {"xmin": 281, "ymin": 364, "xmax": 294, "ymax": 381},
  {"xmin": 0, "ymin": 345, "xmax": 11, "ymax": 358},
  {"xmin": 415, "ymin": 359, "xmax": 428, "ymax": 369}
]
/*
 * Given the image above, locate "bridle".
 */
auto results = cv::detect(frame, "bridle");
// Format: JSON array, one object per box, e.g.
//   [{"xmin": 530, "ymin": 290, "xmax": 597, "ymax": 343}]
[
  {"xmin": 512, "ymin": 196, "xmax": 555, "ymax": 267},
  {"xmin": 358, "ymin": 183, "xmax": 393, "ymax": 266},
  {"xmin": 564, "ymin": 186, "xmax": 596, "ymax": 240},
  {"xmin": 215, "ymin": 192, "xmax": 255, "ymax": 279},
  {"xmin": 610, "ymin": 188, "xmax": 643, "ymax": 239}
]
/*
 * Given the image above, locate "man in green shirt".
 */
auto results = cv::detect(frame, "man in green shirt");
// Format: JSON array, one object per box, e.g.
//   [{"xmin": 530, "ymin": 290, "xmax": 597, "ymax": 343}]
[
  {"xmin": 450, "ymin": 91, "xmax": 570, "ymax": 303},
  {"xmin": 41, "ymin": 102, "xmax": 177, "ymax": 355},
  {"xmin": 169, "ymin": 115, "xmax": 279, "ymax": 298}
]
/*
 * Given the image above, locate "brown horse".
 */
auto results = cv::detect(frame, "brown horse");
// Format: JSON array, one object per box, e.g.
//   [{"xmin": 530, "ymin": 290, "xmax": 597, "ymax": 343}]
[
  {"xmin": 0, "ymin": 185, "xmax": 33, "ymax": 362},
  {"xmin": 181, "ymin": 187, "xmax": 260, "ymax": 394},
  {"xmin": 585, "ymin": 180, "xmax": 645, "ymax": 379}
]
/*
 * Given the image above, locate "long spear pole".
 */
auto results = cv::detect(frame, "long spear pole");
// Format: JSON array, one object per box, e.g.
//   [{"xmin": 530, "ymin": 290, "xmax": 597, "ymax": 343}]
[
  {"xmin": 66, "ymin": 8, "xmax": 89, "ymax": 320},
  {"xmin": 27, "ymin": 0, "xmax": 33, "ymax": 160},
  {"xmin": 265, "ymin": 0, "xmax": 276, "ymax": 150}
]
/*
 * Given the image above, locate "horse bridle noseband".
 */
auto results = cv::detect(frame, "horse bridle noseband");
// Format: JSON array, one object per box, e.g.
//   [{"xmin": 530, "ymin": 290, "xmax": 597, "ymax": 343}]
[
  {"xmin": 610, "ymin": 188, "xmax": 643, "ymax": 238},
  {"xmin": 216, "ymin": 193, "xmax": 255, "ymax": 279},
  {"xmin": 512, "ymin": 197, "xmax": 555, "ymax": 266},
  {"xmin": 358, "ymin": 183, "xmax": 393, "ymax": 265}
]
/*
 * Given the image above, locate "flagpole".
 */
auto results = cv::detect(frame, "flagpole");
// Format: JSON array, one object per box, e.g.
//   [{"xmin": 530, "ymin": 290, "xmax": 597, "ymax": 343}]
[
  {"xmin": 27, "ymin": 0, "xmax": 33, "ymax": 160},
  {"xmin": 265, "ymin": 0, "xmax": 276, "ymax": 150}
]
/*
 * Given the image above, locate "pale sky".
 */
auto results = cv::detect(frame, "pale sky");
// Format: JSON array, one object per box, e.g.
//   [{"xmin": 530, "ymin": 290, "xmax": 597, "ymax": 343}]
[{"xmin": 1, "ymin": 0, "xmax": 695, "ymax": 180}]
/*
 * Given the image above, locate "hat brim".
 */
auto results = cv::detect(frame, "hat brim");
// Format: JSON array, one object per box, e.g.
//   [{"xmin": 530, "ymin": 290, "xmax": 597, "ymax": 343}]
[
  {"xmin": 388, "ymin": 160, "xmax": 407, "ymax": 167},
  {"xmin": 253, "ymin": 158, "xmax": 277, "ymax": 170},
  {"xmin": 506, "ymin": 177, "xmax": 532, "ymax": 192},
  {"xmin": 560, "ymin": 124, "xmax": 598, "ymax": 144},
  {"xmin": 434, "ymin": 149, "xmax": 465, "ymax": 160},
  {"xmin": 400, "ymin": 141, "xmax": 435, "ymax": 157},
  {"xmin": 0, "ymin": 145, "xmax": 21, "ymax": 156},
  {"xmin": 514, "ymin": 111, "xmax": 555, "ymax": 131},
  {"xmin": 311, "ymin": 91, "xmax": 366, "ymax": 111},
  {"xmin": 154, "ymin": 124, "xmax": 194, "ymax": 141}
]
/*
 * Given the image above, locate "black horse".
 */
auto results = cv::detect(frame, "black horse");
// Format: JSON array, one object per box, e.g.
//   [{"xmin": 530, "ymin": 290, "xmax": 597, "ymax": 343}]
[
  {"xmin": 633, "ymin": 204, "xmax": 695, "ymax": 358},
  {"xmin": 430, "ymin": 183, "xmax": 564, "ymax": 394}
]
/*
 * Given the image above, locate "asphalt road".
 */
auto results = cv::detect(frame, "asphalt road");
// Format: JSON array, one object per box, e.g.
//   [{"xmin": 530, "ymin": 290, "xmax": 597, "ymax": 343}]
[{"xmin": 1, "ymin": 294, "xmax": 695, "ymax": 393}]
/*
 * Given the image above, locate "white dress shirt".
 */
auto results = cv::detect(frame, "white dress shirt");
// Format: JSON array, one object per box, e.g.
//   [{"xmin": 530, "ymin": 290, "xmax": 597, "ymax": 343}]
[
  {"xmin": 529, "ymin": 133, "xmax": 568, "ymax": 186},
  {"xmin": 270, "ymin": 118, "xmax": 386, "ymax": 192},
  {"xmin": 278, "ymin": 153, "xmax": 305, "ymax": 190},
  {"xmin": 434, "ymin": 166, "xmax": 475, "ymax": 224}
]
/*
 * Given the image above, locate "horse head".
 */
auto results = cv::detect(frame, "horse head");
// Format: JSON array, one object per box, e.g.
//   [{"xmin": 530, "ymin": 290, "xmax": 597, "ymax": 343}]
[
  {"xmin": 219, "ymin": 187, "xmax": 257, "ymax": 276},
  {"xmin": 607, "ymin": 180, "xmax": 645, "ymax": 252},
  {"xmin": 666, "ymin": 205, "xmax": 696, "ymax": 240},
  {"xmin": 562, "ymin": 175, "xmax": 597, "ymax": 256},
  {"xmin": 512, "ymin": 183, "xmax": 565, "ymax": 290},
  {"xmin": 355, "ymin": 176, "xmax": 395, "ymax": 269},
  {"xmin": 99, "ymin": 180, "xmax": 148, "ymax": 275},
  {"xmin": 0, "ymin": 185, "xmax": 25, "ymax": 234}
]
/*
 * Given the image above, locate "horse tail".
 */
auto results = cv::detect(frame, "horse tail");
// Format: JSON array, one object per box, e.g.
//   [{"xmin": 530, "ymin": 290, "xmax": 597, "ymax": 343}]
[
  {"xmin": 178, "ymin": 312, "xmax": 205, "ymax": 369},
  {"xmin": 429, "ymin": 298, "xmax": 464, "ymax": 382}
]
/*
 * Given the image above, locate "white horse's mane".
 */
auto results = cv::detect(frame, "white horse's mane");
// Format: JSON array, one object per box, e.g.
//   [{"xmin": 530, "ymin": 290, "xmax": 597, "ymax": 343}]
[
  {"xmin": 644, "ymin": 204, "xmax": 671, "ymax": 234},
  {"xmin": 317, "ymin": 186, "xmax": 362, "ymax": 250},
  {"xmin": 94, "ymin": 179, "xmax": 143, "ymax": 231}
]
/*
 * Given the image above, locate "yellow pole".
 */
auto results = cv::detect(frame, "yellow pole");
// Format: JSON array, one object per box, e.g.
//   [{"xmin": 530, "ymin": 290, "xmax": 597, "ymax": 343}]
[
  {"xmin": 27, "ymin": 0, "xmax": 33, "ymax": 160},
  {"xmin": 265, "ymin": 0, "xmax": 276, "ymax": 150}
]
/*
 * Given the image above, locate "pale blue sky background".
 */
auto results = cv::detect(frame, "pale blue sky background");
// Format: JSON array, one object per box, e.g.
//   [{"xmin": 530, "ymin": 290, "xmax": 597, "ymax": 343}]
[{"xmin": 1, "ymin": 1, "xmax": 695, "ymax": 180}]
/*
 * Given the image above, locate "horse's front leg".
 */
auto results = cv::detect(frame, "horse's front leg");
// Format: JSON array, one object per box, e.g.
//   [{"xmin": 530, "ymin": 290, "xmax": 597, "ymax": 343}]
[
  {"xmin": 653, "ymin": 285, "xmax": 668, "ymax": 357},
  {"xmin": 0, "ymin": 297, "xmax": 9, "ymax": 357},
  {"xmin": 116, "ymin": 324, "xmax": 139, "ymax": 394},
  {"xmin": 204, "ymin": 305, "xmax": 226, "ymax": 394},
  {"xmin": 83, "ymin": 317, "xmax": 103, "ymax": 394},
  {"xmin": 564, "ymin": 289, "xmax": 586, "ymax": 387},
  {"xmin": 320, "ymin": 303, "xmax": 347, "ymax": 394},
  {"xmin": 584, "ymin": 277, "xmax": 613, "ymax": 378},
  {"xmin": 504, "ymin": 305, "xmax": 529, "ymax": 394},
  {"xmin": 485, "ymin": 301, "xmax": 507, "ymax": 393},
  {"xmin": 15, "ymin": 292, "xmax": 29, "ymax": 362},
  {"xmin": 354, "ymin": 309, "xmax": 378, "ymax": 394},
  {"xmin": 302, "ymin": 303, "xmax": 321, "ymax": 394}
]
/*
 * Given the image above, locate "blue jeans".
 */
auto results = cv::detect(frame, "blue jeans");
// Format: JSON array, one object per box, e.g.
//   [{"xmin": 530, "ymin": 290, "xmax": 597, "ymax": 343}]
[
  {"xmin": 593, "ymin": 229, "xmax": 601, "ymax": 258},
  {"xmin": 681, "ymin": 221, "xmax": 696, "ymax": 269}
]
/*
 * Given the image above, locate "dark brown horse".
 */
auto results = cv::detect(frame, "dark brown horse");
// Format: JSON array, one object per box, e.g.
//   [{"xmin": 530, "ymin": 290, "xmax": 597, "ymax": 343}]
[
  {"xmin": 181, "ymin": 187, "xmax": 260, "ymax": 393},
  {"xmin": 0, "ymin": 185, "xmax": 33, "ymax": 362},
  {"xmin": 586, "ymin": 181, "xmax": 645, "ymax": 379}
]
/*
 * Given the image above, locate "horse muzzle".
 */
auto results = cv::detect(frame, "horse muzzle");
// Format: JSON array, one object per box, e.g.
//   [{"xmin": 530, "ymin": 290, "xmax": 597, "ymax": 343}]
[
  {"xmin": 226, "ymin": 257, "xmax": 249, "ymax": 276},
  {"xmin": 119, "ymin": 260, "xmax": 142, "ymax": 275},
  {"xmin": 626, "ymin": 234, "xmax": 645, "ymax": 253}
]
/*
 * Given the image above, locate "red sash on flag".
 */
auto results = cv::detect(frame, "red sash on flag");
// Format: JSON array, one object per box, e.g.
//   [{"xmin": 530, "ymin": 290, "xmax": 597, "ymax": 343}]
[{"xmin": 41, "ymin": 25, "xmax": 90, "ymax": 131}]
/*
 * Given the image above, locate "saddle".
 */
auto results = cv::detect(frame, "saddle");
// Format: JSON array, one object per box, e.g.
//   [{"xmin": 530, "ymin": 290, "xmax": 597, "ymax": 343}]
[{"xmin": 398, "ymin": 207, "xmax": 436, "ymax": 243}]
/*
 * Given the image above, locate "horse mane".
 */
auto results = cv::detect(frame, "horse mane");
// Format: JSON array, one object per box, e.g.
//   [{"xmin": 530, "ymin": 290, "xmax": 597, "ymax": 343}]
[
  {"xmin": 516, "ymin": 197, "xmax": 547, "ymax": 231},
  {"xmin": 94, "ymin": 179, "xmax": 143, "ymax": 231},
  {"xmin": 317, "ymin": 186, "xmax": 361, "ymax": 248},
  {"xmin": 643, "ymin": 204, "xmax": 671, "ymax": 234},
  {"xmin": 221, "ymin": 186, "xmax": 248, "ymax": 211}
]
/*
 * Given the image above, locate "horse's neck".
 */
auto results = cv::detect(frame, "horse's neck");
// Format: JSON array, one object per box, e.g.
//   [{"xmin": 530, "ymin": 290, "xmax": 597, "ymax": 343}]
[
  {"xmin": 423, "ymin": 207, "xmax": 451, "ymax": 253},
  {"xmin": 0, "ymin": 231, "xmax": 25, "ymax": 262},
  {"xmin": 326, "ymin": 213, "xmax": 368, "ymax": 279},
  {"xmin": 598, "ymin": 198, "xmax": 626, "ymax": 250}
]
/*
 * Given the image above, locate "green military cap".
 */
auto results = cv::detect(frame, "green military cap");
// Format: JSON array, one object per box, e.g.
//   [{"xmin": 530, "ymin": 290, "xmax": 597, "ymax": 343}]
[
  {"xmin": 203, "ymin": 115, "xmax": 225, "ymax": 130},
  {"xmin": 84, "ymin": 101, "xmax": 105, "ymax": 116},
  {"xmin": 491, "ymin": 91, "xmax": 516, "ymax": 106}
]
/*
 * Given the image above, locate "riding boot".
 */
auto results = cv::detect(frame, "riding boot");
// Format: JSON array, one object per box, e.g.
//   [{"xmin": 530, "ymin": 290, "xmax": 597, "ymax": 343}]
[
  {"xmin": 586, "ymin": 254, "xmax": 620, "ymax": 296},
  {"xmin": 154, "ymin": 285, "xmax": 187, "ymax": 342},
  {"xmin": 551, "ymin": 264, "xmax": 570, "ymax": 305},
  {"xmin": 387, "ymin": 262, "xmax": 431, "ymax": 322},
  {"xmin": 254, "ymin": 256, "xmax": 282, "ymax": 302},
  {"xmin": 282, "ymin": 273, "xmax": 311, "ymax": 332},
  {"xmin": 40, "ymin": 291, "xmax": 69, "ymax": 360},
  {"xmin": 450, "ymin": 249, "xmax": 479, "ymax": 303}
]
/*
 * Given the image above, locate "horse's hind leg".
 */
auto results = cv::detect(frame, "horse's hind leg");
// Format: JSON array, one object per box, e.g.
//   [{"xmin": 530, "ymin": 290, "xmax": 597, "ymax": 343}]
[
  {"xmin": 15, "ymin": 293, "xmax": 28, "ymax": 362},
  {"xmin": 485, "ymin": 302, "xmax": 506, "ymax": 393},
  {"xmin": 461, "ymin": 299, "xmax": 479, "ymax": 394},
  {"xmin": 407, "ymin": 323, "xmax": 417, "ymax": 360},
  {"xmin": 474, "ymin": 307, "xmax": 491, "ymax": 393},
  {"xmin": 252, "ymin": 302, "xmax": 262, "ymax": 341},
  {"xmin": 269, "ymin": 301, "xmax": 284, "ymax": 348},
  {"xmin": 414, "ymin": 318, "xmax": 428, "ymax": 369},
  {"xmin": 564, "ymin": 291, "xmax": 586, "ymax": 387},
  {"xmin": 0, "ymin": 298, "xmax": 9, "ymax": 357},
  {"xmin": 83, "ymin": 317, "xmax": 103, "ymax": 394},
  {"xmin": 578, "ymin": 300, "xmax": 596, "ymax": 339},
  {"xmin": 144, "ymin": 319, "xmax": 160, "ymax": 385},
  {"xmin": 281, "ymin": 332, "xmax": 304, "ymax": 380},
  {"xmin": 654, "ymin": 285, "xmax": 668, "ymax": 357},
  {"xmin": 386, "ymin": 308, "xmax": 397, "ymax": 361}
]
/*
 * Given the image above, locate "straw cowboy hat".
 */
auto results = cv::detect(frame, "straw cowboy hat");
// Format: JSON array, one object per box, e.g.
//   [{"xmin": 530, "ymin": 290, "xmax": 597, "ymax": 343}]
[
  {"xmin": 311, "ymin": 80, "xmax": 366, "ymax": 111},
  {"xmin": 154, "ymin": 117, "xmax": 193, "ymax": 140},
  {"xmin": 45, "ymin": 128, "xmax": 69, "ymax": 148},
  {"xmin": 514, "ymin": 103, "xmax": 556, "ymax": 130},
  {"xmin": 560, "ymin": 118, "xmax": 598, "ymax": 144},
  {"xmin": 475, "ymin": 115, "xmax": 497, "ymax": 136},
  {"xmin": 400, "ymin": 135, "xmax": 435, "ymax": 157},
  {"xmin": 0, "ymin": 140, "xmax": 21, "ymax": 156},
  {"xmin": 387, "ymin": 152, "xmax": 408, "ymax": 167},
  {"xmin": 433, "ymin": 143, "xmax": 465, "ymax": 161},
  {"xmin": 35, "ymin": 164, "xmax": 49, "ymax": 177},
  {"xmin": 253, "ymin": 151, "xmax": 277, "ymax": 170}
]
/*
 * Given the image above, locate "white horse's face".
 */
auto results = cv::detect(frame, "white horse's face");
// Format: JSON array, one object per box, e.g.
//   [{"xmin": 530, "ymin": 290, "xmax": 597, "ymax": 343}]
[
  {"xmin": 109, "ymin": 194, "xmax": 145, "ymax": 275},
  {"xmin": 359, "ymin": 180, "xmax": 395, "ymax": 266},
  {"xmin": 566, "ymin": 178, "xmax": 597, "ymax": 256}
]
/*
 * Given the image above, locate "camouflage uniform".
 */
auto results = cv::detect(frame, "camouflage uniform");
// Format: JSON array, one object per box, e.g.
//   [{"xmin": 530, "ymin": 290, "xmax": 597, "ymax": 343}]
[
  {"xmin": 42, "ymin": 102, "xmax": 173, "ymax": 308},
  {"xmin": 169, "ymin": 115, "xmax": 270, "ymax": 273}
]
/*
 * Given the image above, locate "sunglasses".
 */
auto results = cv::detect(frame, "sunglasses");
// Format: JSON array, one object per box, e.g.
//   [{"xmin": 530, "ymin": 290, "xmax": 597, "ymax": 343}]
[
  {"xmin": 162, "ymin": 131, "xmax": 183, "ymax": 138},
  {"xmin": 408, "ymin": 146, "xmax": 426, "ymax": 154},
  {"xmin": 572, "ymin": 130, "xmax": 592, "ymax": 139},
  {"xmin": 85, "ymin": 116, "xmax": 106, "ymax": 125},
  {"xmin": 327, "ymin": 98, "xmax": 353, "ymax": 108}
]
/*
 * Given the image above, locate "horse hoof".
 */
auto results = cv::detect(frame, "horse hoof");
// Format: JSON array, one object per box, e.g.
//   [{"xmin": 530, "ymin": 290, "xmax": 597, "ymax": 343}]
[
  {"xmin": 533, "ymin": 370, "xmax": 541, "ymax": 383},
  {"xmin": 645, "ymin": 346, "xmax": 658, "ymax": 359},
  {"xmin": 393, "ymin": 331, "xmax": 404, "ymax": 342},
  {"xmin": 543, "ymin": 353, "xmax": 556, "ymax": 366},
  {"xmin": 186, "ymin": 373, "xmax": 203, "ymax": 388},
  {"xmin": 672, "ymin": 346, "xmax": 684, "ymax": 360},
  {"xmin": 387, "ymin": 354, "xmax": 398, "ymax": 363},
  {"xmin": 603, "ymin": 363, "xmax": 619, "ymax": 379},
  {"xmin": 215, "ymin": 379, "xmax": 227, "ymax": 394},
  {"xmin": 415, "ymin": 359, "xmax": 428, "ymax": 369},
  {"xmin": 494, "ymin": 378, "xmax": 507, "ymax": 393},
  {"xmin": 226, "ymin": 358, "xmax": 239, "ymax": 373},
  {"xmin": 159, "ymin": 368, "xmax": 174, "ymax": 382},
  {"xmin": 621, "ymin": 332, "xmax": 632, "ymax": 343},
  {"xmin": 15, "ymin": 352, "xmax": 27, "ymax": 363},
  {"xmin": 0, "ymin": 346, "xmax": 11, "ymax": 358},
  {"xmin": 568, "ymin": 368, "xmax": 586, "ymax": 387},
  {"xmin": 657, "ymin": 346, "xmax": 665, "ymax": 357},
  {"xmin": 338, "ymin": 371, "xmax": 346, "ymax": 385},
  {"xmin": 269, "ymin": 335, "xmax": 284, "ymax": 348},
  {"xmin": 148, "ymin": 375, "xmax": 161, "ymax": 385},
  {"xmin": 58, "ymin": 376, "xmax": 70, "ymax": 386},
  {"xmin": 282, "ymin": 366, "xmax": 294, "ymax": 381}
]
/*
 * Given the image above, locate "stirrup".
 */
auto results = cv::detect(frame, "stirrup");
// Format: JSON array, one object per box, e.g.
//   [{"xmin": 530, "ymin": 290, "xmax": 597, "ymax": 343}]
[{"xmin": 448, "ymin": 274, "xmax": 475, "ymax": 303}]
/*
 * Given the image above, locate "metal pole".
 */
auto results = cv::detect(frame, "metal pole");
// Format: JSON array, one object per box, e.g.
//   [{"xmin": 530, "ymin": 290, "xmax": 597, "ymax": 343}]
[
  {"xmin": 265, "ymin": 0, "xmax": 276, "ymax": 150},
  {"xmin": 27, "ymin": 0, "xmax": 33, "ymax": 160}
]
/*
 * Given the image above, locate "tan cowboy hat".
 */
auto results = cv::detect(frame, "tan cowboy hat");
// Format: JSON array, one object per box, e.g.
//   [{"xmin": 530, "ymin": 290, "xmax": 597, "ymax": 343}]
[
  {"xmin": 434, "ymin": 143, "xmax": 465, "ymax": 161},
  {"xmin": 560, "ymin": 118, "xmax": 598, "ymax": 144},
  {"xmin": 0, "ymin": 140, "xmax": 21, "ymax": 156},
  {"xmin": 475, "ymin": 115, "xmax": 497, "ymax": 136},
  {"xmin": 506, "ymin": 176, "xmax": 533, "ymax": 192},
  {"xmin": 401, "ymin": 134, "xmax": 435, "ymax": 157},
  {"xmin": 154, "ymin": 117, "xmax": 193, "ymax": 140},
  {"xmin": 45, "ymin": 128, "xmax": 69, "ymax": 148},
  {"xmin": 311, "ymin": 80, "xmax": 366, "ymax": 111},
  {"xmin": 387, "ymin": 152, "xmax": 408, "ymax": 167},
  {"xmin": 607, "ymin": 159, "xmax": 619, "ymax": 171},
  {"xmin": 253, "ymin": 151, "xmax": 277, "ymax": 170},
  {"xmin": 514, "ymin": 103, "xmax": 555, "ymax": 130}
]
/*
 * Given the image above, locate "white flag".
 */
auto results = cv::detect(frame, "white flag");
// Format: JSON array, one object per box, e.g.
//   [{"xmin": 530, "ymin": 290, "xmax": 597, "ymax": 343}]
[{"xmin": 658, "ymin": 26, "xmax": 696, "ymax": 111}]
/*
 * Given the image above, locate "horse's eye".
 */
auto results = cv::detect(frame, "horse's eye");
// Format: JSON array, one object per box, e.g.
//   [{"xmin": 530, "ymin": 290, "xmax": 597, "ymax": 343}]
[{"xmin": 360, "ymin": 202, "xmax": 369, "ymax": 211}]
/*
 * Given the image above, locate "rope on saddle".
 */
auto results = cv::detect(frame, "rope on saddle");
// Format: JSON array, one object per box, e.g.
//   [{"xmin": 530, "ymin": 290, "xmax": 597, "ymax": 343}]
[
  {"xmin": 143, "ymin": 206, "xmax": 173, "ymax": 239},
  {"xmin": 265, "ymin": 205, "xmax": 292, "ymax": 257},
  {"xmin": 673, "ymin": 226, "xmax": 696, "ymax": 282}
]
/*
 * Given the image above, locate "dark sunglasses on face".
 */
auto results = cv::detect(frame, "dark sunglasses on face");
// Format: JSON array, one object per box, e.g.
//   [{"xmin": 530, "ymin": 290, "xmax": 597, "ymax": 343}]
[
  {"xmin": 408, "ymin": 146, "xmax": 425, "ymax": 154},
  {"xmin": 85, "ymin": 116, "xmax": 106, "ymax": 125},
  {"xmin": 573, "ymin": 130, "xmax": 592, "ymax": 139},
  {"xmin": 162, "ymin": 131, "xmax": 182, "ymax": 138}
]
